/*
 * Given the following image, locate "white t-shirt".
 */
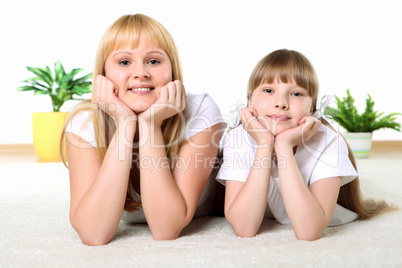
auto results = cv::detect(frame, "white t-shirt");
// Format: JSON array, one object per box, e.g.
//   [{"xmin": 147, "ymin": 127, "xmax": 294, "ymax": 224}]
[
  {"xmin": 216, "ymin": 123, "xmax": 359, "ymax": 226},
  {"xmin": 66, "ymin": 92, "xmax": 226, "ymax": 223}
]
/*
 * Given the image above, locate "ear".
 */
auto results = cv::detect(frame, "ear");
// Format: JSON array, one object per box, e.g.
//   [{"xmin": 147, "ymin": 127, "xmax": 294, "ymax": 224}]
[{"xmin": 248, "ymin": 98, "xmax": 252, "ymax": 107}]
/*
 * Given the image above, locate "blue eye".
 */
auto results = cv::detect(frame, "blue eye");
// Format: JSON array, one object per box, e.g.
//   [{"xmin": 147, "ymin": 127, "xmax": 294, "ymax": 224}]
[
  {"xmin": 263, "ymin": 89, "xmax": 273, "ymax": 93},
  {"xmin": 149, "ymin": 59, "xmax": 160, "ymax": 65},
  {"xmin": 292, "ymin": 92, "xmax": 303, "ymax": 96},
  {"xmin": 119, "ymin": 60, "xmax": 130, "ymax": 66}
]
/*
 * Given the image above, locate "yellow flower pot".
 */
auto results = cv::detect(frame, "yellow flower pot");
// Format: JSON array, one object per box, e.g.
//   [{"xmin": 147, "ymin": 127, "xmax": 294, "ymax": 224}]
[{"xmin": 32, "ymin": 112, "xmax": 67, "ymax": 162}]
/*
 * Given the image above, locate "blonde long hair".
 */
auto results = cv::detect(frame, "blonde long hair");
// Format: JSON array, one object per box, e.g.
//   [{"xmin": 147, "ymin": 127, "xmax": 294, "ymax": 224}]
[
  {"xmin": 60, "ymin": 14, "xmax": 184, "ymax": 211},
  {"xmin": 247, "ymin": 49, "xmax": 394, "ymax": 220}
]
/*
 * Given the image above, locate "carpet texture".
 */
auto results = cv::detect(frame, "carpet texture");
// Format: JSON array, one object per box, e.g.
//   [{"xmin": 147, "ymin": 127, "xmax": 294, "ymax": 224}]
[{"xmin": 0, "ymin": 158, "xmax": 401, "ymax": 267}]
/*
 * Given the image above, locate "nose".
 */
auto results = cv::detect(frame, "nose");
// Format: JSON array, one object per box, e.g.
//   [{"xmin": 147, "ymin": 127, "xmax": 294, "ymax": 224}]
[
  {"xmin": 275, "ymin": 96, "xmax": 288, "ymax": 110},
  {"xmin": 133, "ymin": 64, "xmax": 150, "ymax": 79}
]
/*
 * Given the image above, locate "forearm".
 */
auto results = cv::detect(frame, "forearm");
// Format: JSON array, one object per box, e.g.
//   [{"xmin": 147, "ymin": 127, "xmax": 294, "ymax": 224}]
[
  {"xmin": 71, "ymin": 121, "xmax": 135, "ymax": 245},
  {"xmin": 225, "ymin": 147, "xmax": 272, "ymax": 237},
  {"xmin": 139, "ymin": 125, "xmax": 188, "ymax": 240},
  {"xmin": 276, "ymin": 146, "xmax": 327, "ymax": 240}
]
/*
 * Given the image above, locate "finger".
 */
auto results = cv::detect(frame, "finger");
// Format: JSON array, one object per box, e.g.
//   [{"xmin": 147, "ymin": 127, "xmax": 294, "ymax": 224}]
[
  {"xmin": 102, "ymin": 79, "xmax": 118, "ymax": 108},
  {"xmin": 166, "ymin": 82, "xmax": 176, "ymax": 103},
  {"xmin": 97, "ymin": 76, "xmax": 107, "ymax": 108},
  {"xmin": 159, "ymin": 86, "xmax": 169, "ymax": 103},
  {"xmin": 239, "ymin": 108, "xmax": 254, "ymax": 125},
  {"xmin": 172, "ymin": 80, "xmax": 185, "ymax": 112},
  {"xmin": 256, "ymin": 114, "xmax": 272, "ymax": 129},
  {"xmin": 113, "ymin": 83, "xmax": 119, "ymax": 97},
  {"xmin": 310, "ymin": 118, "xmax": 322, "ymax": 132},
  {"xmin": 93, "ymin": 75, "xmax": 103, "ymax": 103},
  {"xmin": 239, "ymin": 107, "xmax": 256, "ymax": 119},
  {"xmin": 306, "ymin": 118, "xmax": 321, "ymax": 133},
  {"xmin": 173, "ymin": 80, "xmax": 183, "ymax": 105},
  {"xmin": 181, "ymin": 86, "xmax": 187, "ymax": 111},
  {"xmin": 251, "ymin": 109, "xmax": 258, "ymax": 118},
  {"xmin": 180, "ymin": 83, "xmax": 187, "ymax": 111},
  {"xmin": 301, "ymin": 116, "xmax": 321, "ymax": 139},
  {"xmin": 299, "ymin": 115, "xmax": 319, "ymax": 126},
  {"xmin": 95, "ymin": 75, "xmax": 117, "ymax": 101},
  {"xmin": 241, "ymin": 108, "xmax": 263, "ymax": 130}
]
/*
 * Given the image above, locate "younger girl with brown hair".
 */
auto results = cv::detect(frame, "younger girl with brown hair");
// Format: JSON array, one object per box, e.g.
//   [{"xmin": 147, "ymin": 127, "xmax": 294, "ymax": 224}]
[{"xmin": 217, "ymin": 49, "xmax": 394, "ymax": 240}]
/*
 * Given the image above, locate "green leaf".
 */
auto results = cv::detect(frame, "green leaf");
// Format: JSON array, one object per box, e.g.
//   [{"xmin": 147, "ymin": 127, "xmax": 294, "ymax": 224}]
[
  {"xmin": 70, "ymin": 82, "xmax": 92, "ymax": 95},
  {"xmin": 20, "ymin": 78, "xmax": 51, "ymax": 91},
  {"xmin": 17, "ymin": 60, "xmax": 92, "ymax": 111},
  {"xmin": 73, "ymin": 73, "xmax": 93, "ymax": 84},
  {"xmin": 26, "ymin": 66, "xmax": 53, "ymax": 89},
  {"xmin": 324, "ymin": 89, "xmax": 401, "ymax": 132},
  {"xmin": 61, "ymin": 68, "xmax": 84, "ymax": 84},
  {"xmin": 34, "ymin": 90, "xmax": 50, "ymax": 96},
  {"xmin": 17, "ymin": 86, "xmax": 41, "ymax": 92},
  {"xmin": 54, "ymin": 60, "xmax": 66, "ymax": 84}
]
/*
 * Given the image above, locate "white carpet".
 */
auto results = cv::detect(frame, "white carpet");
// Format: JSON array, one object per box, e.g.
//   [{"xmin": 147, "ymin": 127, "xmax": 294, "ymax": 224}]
[{"xmin": 0, "ymin": 158, "xmax": 401, "ymax": 267}]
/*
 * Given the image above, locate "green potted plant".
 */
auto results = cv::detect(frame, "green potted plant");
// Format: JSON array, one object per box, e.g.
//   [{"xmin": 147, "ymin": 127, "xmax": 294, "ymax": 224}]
[
  {"xmin": 17, "ymin": 60, "xmax": 92, "ymax": 161},
  {"xmin": 324, "ymin": 89, "xmax": 401, "ymax": 158}
]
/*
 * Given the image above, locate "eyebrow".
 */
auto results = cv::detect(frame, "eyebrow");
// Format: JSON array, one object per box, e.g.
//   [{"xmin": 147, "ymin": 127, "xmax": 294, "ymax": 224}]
[
  {"xmin": 147, "ymin": 50, "xmax": 166, "ymax": 56},
  {"xmin": 112, "ymin": 49, "xmax": 167, "ymax": 58},
  {"xmin": 112, "ymin": 51, "xmax": 132, "ymax": 58}
]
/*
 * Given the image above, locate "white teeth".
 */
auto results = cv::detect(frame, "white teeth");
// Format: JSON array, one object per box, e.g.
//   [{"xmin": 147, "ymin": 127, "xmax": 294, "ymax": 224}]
[{"xmin": 131, "ymin": 87, "xmax": 151, "ymax": 92}]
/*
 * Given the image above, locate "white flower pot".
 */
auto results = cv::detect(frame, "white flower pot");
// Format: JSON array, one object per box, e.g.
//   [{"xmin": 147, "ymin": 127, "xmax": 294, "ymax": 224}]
[{"xmin": 343, "ymin": 132, "xmax": 373, "ymax": 159}]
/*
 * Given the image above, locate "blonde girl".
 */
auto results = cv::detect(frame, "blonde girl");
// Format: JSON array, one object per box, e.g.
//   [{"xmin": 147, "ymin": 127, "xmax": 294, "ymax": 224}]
[
  {"xmin": 216, "ymin": 49, "xmax": 393, "ymax": 240},
  {"xmin": 61, "ymin": 14, "xmax": 225, "ymax": 245}
]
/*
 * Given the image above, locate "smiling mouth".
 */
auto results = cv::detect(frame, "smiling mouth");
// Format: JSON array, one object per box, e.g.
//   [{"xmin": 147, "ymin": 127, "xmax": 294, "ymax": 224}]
[
  {"xmin": 128, "ymin": 87, "xmax": 155, "ymax": 92},
  {"xmin": 270, "ymin": 115, "xmax": 290, "ymax": 121}
]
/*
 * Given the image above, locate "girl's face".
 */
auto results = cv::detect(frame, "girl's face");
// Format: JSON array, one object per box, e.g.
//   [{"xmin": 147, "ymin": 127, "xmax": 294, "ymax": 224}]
[
  {"xmin": 249, "ymin": 78, "xmax": 313, "ymax": 136},
  {"xmin": 104, "ymin": 33, "xmax": 173, "ymax": 113}
]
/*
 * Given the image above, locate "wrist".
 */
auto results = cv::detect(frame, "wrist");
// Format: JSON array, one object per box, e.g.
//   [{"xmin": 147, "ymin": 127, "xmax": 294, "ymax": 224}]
[
  {"xmin": 138, "ymin": 120, "xmax": 164, "ymax": 147},
  {"xmin": 113, "ymin": 115, "xmax": 135, "ymax": 144},
  {"xmin": 274, "ymin": 140, "xmax": 294, "ymax": 157},
  {"xmin": 253, "ymin": 133, "xmax": 275, "ymax": 147},
  {"xmin": 256, "ymin": 139, "xmax": 274, "ymax": 152},
  {"xmin": 253, "ymin": 147, "xmax": 273, "ymax": 169},
  {"xmin": 137, "ymin": 113, "xmax": 164, "ymax": 129},
  {"xmin": 114, "ymin": 113, "xmax": 136, "ymax": 126}
]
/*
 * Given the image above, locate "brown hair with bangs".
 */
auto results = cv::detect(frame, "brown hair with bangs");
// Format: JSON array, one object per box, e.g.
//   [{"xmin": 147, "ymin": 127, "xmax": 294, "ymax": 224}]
[
  {"xmin": 60, "ymin": 14, "xmax": 184, "ymax": 212},
  {"xmin": 246, "ymin": 49, "xmax": 395, "ymax": 220},
  {"xmin": 247, "ymin": 49, "xmax": 318, "ymax": 113}
]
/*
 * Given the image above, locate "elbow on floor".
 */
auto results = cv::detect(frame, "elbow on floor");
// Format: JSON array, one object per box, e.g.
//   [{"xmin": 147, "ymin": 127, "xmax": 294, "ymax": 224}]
[
  {"xmin": 79, "ymin": 232, "xmax": 113, "ymax": 246},
  {"xmin": 150, "ymin": 216, "xmax": 192, "ymax": 241},
  {"xmin": 151, "ymin": 229, "xmax": 181, "ymax": 241},
  {"xmin": 294, "ymin": 230, "xmax": 322, "ymax": 241},
  {"xmin": 70, "ymin": 217, "xmax": 113, "ymax": 246},
  {"xmin": 150, "ymin": 222, "xmax": 185, "ymax": 241},
  {"xmin": 233, "ymin": 227, "xmax": 257, "ymax": 238},
  {"xmin": 72, "ymin": 222, "xmax": 114, "ymax": 246},
  {"xmin": 226, "ymin": 216, "xmax": 258, "ymax": 238}
]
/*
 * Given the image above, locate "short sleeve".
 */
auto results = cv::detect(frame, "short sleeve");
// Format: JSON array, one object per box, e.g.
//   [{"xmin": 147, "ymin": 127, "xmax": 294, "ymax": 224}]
[
  {"xmin": 182, "ymin": 93, "xmax": 227, "ymax": 140},
  {"xmin": 216, "ymin": 125, "xmax": 256, "ymax": 185},
  {"xmin": 297, "ymin": 125, "xmax": 358, "ymax": 185},
  {"xmin": 65, "ymin": 111, "xmax": 97, "ymax": 148},
  {"xmin": 308, "ymin": 127, "xmax": 358, "ymax": 186}
]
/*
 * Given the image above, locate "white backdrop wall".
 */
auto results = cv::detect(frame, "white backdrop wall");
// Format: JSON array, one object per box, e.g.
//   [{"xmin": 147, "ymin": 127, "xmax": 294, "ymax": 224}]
[{"xmin": 1, "ymin": 0, "xmax": 401, "ymax": 143}]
